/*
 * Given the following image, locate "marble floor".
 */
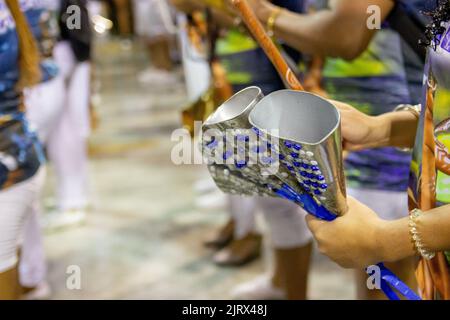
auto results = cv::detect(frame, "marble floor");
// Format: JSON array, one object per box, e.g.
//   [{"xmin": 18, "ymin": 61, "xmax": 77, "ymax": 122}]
[{"xmin": 43, "ymin": 37, "xmax": 355, "ymax": 299}]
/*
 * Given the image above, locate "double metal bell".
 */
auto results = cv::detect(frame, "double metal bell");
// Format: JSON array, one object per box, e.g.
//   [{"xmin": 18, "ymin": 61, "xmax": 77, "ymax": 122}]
[{"xmin": 202, "ymin": 87, "xmax": 347, "ymax": 218}]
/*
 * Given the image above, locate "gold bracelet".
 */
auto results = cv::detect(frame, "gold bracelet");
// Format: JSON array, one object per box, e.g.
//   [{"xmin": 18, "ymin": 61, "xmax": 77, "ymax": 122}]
[
  {"xmin": 409, "ymin": 208, "xmax": 435, "ymax": 260},
  {"xmin": 394, "ymin": 104, "xmax": 421, "ymax": 119},
  {"xmin": 266, "ymin": 7, "xmax": 282, "ymax": 38}
]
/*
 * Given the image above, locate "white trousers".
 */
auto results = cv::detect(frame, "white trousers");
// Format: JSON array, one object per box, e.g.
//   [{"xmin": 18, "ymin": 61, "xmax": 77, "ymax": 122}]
[
  {"xmin": 259, "ymin": 197, "xmax": 312, "ymax": 249},
  {"xmin": 177, "ymin": 13, "xmax": 211, "ymax": 102},
  {"xmin": 228, "ymin": 195, "xmax": 312, "ymax": 249},
  {"xmin": 25, "ymin": 76, "xmax": 66, "ymax": 143},
  {"xmin": 16, "ymin": 42, "xmax": 92, "ymax": 285},
  {"xmin": 347, "ymin": 188, "xmax": 408, "ymax": 220},
  {"xmin": 18, "ymin": 185, "xmax": 47, "ymax": 287},
  {"xmin": 47, "ymin": 41, "xmax": 91, "ymax": 210},
  {"xmin": 16, "ymin": 77, "xmax": 65, "ymax": 287},
  {"xmin": 0, "ymin": 169, "xmax": 45, "ymax": 273},
  {"xmin": 228, "ymin": 195, "xmax": 258, "ymax": 240},
  {"xmin": 133, "ymin": 0, "xmax": 173, "ymax": 38}
]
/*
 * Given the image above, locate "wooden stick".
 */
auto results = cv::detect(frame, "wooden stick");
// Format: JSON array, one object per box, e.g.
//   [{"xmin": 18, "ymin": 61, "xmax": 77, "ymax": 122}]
[{"xmin": 232, "ymin": 0, "xmax": 304, "ymax": 91}]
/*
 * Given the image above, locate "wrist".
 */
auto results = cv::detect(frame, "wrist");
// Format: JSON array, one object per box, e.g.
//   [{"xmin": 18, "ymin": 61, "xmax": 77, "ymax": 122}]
[
  {"xmin": 367, "ymin": 114, "xmax": 391, "ymax": 148},
  {"xmin": 373, "ymin": 218, "xmax": 391, "ymax": 261},
  {"xmin": 376, "ymin": 218, "xmax": 415, "ymax": 262},
  {"xmin": 386, "ymin": 110, "xmax": 419, "ymax": 149}
]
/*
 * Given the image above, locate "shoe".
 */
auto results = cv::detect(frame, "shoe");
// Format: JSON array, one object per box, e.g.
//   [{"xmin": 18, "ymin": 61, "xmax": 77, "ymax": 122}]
[
  {"xmin": 43, "ymin": 208, "xmax": 87, "ymax": 232},
  {"xmin": 213, "ymin": 233, "xmax": 262, "ymax": 267},
  {"xmin": 21, "ymin": 282, "xmax": 52, "ymax": 300},
  {"xmin": 231, "ymin": 275, "xmax": 286, "ymax": 300},
  {"xmin": 204, "ymin": 219, "xmax": 235, "ymax": 249}
]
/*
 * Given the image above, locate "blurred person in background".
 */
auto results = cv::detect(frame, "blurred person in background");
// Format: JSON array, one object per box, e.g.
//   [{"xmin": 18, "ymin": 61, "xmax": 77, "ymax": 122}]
[
  {"xmin": 238, "ymin": 0, "xmax": 428, "ymax": 299},
  {"xmin": 172, "ymin": 0, "xmax": 314, "ymax": 300},
  {"xmin": 0, "ymin": 0, "xmax": 48, "ymax": 300},
  {"xmin": 43, "ymin": 0, "xmax": 93, "ymax": 230},
  {"xmin": 176, "ymin": 0, "xmax": 428, "ymax": 300},
  {"xmin": 172, "ymin": 1, "xmax": 263, "ymax": 269},
  {"xmin": 113, "ymin": 0, "xmax": 134, "ymax": 35},
  {"xmin": 307, "ymin": 1, "xmax": 450, "ymax": 300},
  {"xmin": 19, "ymin": 0, "xmax": 63, "ymax": 299},
  {"xmin": 175, "ymin": 10, "xmax": 231, "ymax": 219}
]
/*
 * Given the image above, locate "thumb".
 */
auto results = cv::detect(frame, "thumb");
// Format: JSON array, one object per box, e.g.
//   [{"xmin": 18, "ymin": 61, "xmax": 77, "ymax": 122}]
[{"xmin": 305, "ymin": 214, "xmax": 326, "ymax": 233}]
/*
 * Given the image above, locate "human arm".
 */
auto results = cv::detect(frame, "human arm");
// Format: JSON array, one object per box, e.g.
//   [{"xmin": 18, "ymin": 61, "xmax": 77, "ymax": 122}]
[
  {"xmin": 244, "ymin": 0, "xmax": 394, "ymax": 60},
  {"xmin": 306, "ymin": 197, "xmax": 450, "ymax": 269},
  {"xmin": 332, "ymin": 100, "xmax": 419, "ymax": 151}
]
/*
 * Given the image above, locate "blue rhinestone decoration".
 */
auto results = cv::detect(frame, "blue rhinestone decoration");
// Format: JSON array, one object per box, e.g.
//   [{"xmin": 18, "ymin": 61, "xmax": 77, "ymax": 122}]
[{"xmin": 275, "ymin": 140, "xmax": 329, "ymax": 205}]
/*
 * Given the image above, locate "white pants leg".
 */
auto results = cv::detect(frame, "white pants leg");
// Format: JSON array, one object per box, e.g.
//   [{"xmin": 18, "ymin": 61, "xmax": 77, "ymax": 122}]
[
  {"xmin": 228, "ymin": 196, "xmax": 312, "ymax": 247},
  {"xmin": 18, "ymin": 169, "xmax": 47, "ymax": 287},
  {"xmin": 228, "ymin": 195, "xmax": 258, "ymax": 239},
  {"xmin": 347, "ymin": 188, "xmax": 408, "ymax": 220},
  {"xmin": 0, "ymin": 170, "xmax": 45, "ymax": 273},
  {"xmin": 176, "ymin": 13, "xmax": 210, "ymax": 102},
  {"xmin": 259, "ymin": 198, "xmax": 312, "ymax": 249},
  {"xmin": 24, "ymin": 76, "xmax": 66, "ymax": 144},
  {"xmin": 17, "ymin": 78, "xmax": 65, "ymax": 287},
  {"xmin": 47, "ymin": 43, "xmax": 91, "ymax": 211}
]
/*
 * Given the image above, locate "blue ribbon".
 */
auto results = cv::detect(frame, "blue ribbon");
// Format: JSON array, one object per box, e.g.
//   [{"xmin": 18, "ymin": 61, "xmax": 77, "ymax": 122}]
[
  {"xmin": 274, "ymin": 183, "xmax": 421, "ymax": 300},
  {"xmin": 377, "ymin": 263, "xmax": 421, "ymax": 300}
]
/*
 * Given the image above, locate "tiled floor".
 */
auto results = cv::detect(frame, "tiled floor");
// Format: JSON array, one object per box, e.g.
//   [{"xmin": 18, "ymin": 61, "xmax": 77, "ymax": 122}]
[{"xmin": 43, "ymin": 37, "xmax": 355, "ymax": 299}]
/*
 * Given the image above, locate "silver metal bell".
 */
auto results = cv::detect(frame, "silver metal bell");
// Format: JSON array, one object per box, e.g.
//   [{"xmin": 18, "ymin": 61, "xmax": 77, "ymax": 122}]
[
  {"xmin": 202, "ymin": 87, "xmax": 347, "ymax": 219},
  {"xmin": 201, "ymin": 87, "xmax": 284, "ymax": 198}
]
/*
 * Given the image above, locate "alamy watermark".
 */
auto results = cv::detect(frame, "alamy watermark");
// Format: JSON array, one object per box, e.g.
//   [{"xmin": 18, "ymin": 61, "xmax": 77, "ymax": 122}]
[
  {"xmin": 367, "ymin": 5, "xmax": 382, "ymax": 30},
  {"xmin": 66, "ymin": 265, "xmax": 82, "ymax": 290},
  {"xmin": 366, "ymin": 264, "xmax": 381, "ymax": 290}
]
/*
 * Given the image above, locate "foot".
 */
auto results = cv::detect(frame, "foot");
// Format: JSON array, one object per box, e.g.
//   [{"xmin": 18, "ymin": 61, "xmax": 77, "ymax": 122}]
[
  {"xmin": 231, "ymin": 275, "xmax": 286, "ymax": 300},
  {"xmin": 204, "ymin": 219, "xmax": 235, "ymax": 249},
  {"xmin": 213, "ymin": 233, "xmax": 262, "ymax": 266},
  {"xmin": 21, "ymin": 282, "xmax": 52, "ymax": 300},
  {"xmin": 43, "ymin": 208, "xmax": 87, "ymax": 232}
]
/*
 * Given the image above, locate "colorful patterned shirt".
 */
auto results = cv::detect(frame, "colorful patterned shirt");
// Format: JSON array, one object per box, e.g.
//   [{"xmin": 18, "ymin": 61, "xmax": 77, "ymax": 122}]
[
  {"xmin": 216, "ymin": 0, "xmax": 304, "ymax": 94},
  {"xmin": 323, "ymin": 0, "xmax": 427, "ymax": 192},
  {"xmin": 21, "ymin": 0, "xmax": 58, "ymax": 81},
  {"xmin": 0, "ymin": 0, "xmax": 48, "ymax": 190}
]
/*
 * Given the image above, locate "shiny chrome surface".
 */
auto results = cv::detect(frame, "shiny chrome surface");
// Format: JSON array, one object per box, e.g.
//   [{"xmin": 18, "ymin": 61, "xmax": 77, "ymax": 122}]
[
  {"xmin": 249, "ymin": 90, "xmax": 347, "ymax": 215},
  {"xmin": 202, "ymin": 87, "xmax": 282, "ymax": 197},
  {"xmin": 203, "ymin": 87, "xmax": 347, "ymax": 216}
]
